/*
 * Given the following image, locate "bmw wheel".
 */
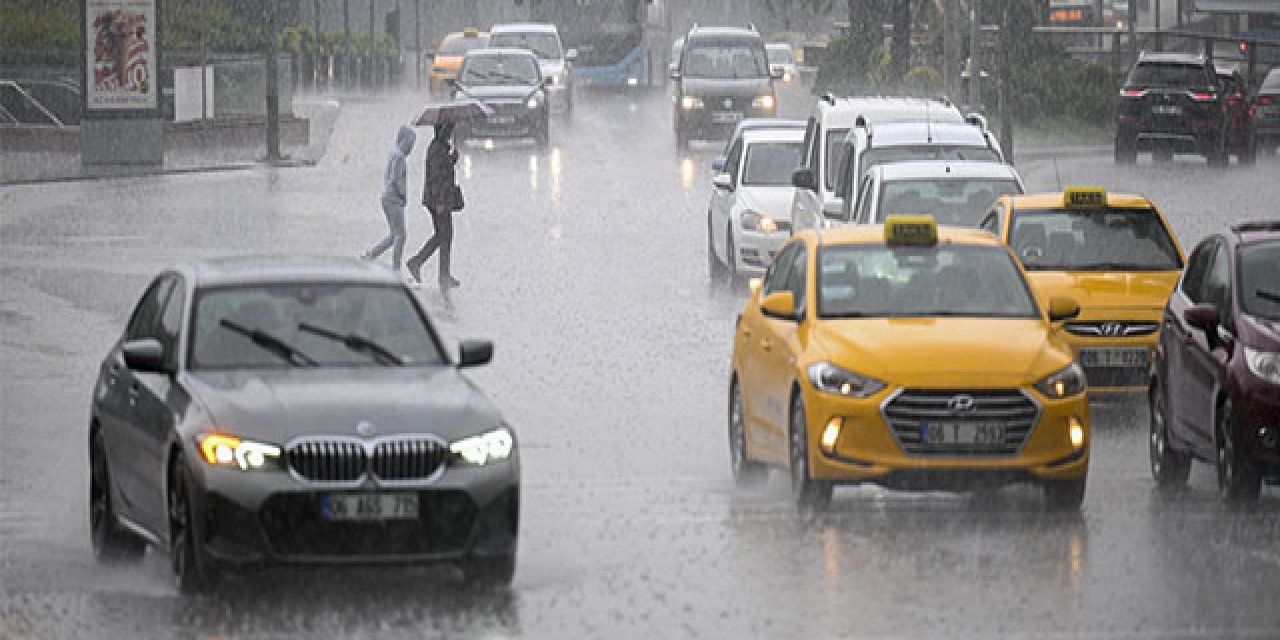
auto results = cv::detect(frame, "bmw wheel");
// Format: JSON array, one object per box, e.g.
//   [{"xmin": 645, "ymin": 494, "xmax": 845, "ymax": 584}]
[
  {"xmin": 1216, "ymin": 400, "xmax": 1261, "ymax": 505},
  {"xmin": 462, "ymin": 552, "xmax": 516, "ymax": 588},
  {"xmin": 1149, "ymin": 382, "xmax": 1190, "ymax": 491},
  {"xmin": 789, "ymin": 394, "xmax": 832, "ymax": 512},
  {"xmin": 729, "ymin": 376, "xmax": 768, "ymax": 488},
  {"xmin": 89, "ymin": 430, "xmax": 146, "ymax": 562},
  {"xmin": 169, "ymin": 453, "xmax": 219, "ymax": 593}
]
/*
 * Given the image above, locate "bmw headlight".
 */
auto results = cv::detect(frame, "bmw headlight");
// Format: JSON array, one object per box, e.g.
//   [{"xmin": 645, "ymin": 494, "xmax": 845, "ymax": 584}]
[
  {"xmin": 450, "ymin": 427, "xmax": 515, "ymax": 466},
  {"xmin": 680, "ymin": 95, "xmax": 704, "ymax": 110},
  {"xmin": 1244, "ymin": 347, "xmax": 1280, "ymax": 385},
  {"xmin": 1035, "ymin": 362, "xmax": 1087, "ymax": 399},
  {"xmin": 740, "ymin": 210, "xmax": 779, "ymax": 233},
  {"xmin": 753, "ymin": 94, "xmax": 776, "ymax": 110},
  {"xmin": 807, "ymin": 362, "xmax": 886, "ymax": 398},
  {"xmin": 197, "ymin": 433, "xmax": 281, "ymax": 471}
]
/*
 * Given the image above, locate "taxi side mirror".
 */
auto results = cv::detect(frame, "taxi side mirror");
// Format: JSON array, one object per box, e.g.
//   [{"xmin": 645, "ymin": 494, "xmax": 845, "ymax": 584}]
[
  {"xmin": 1047, "ymin": 297, "xmax": 1081, "ymax": 323},
  {"xmin": 761, "ymin": 291, "xmax": 797, "ymax": 320},
  {"xmin": 791, "ymin": 168, "xmax": 817, "ymax": 191}
]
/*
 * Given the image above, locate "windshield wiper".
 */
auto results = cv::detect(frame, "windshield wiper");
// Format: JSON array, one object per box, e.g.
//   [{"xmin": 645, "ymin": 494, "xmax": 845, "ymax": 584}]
[
  {"xmin": 1258, "ymin": 289, "xmax": 1280, "ymax": 304},
  {"xmin": 298, "ymin": 322, "xmax": 403, "ymax": 366},
  {"xmin": 219, "ymin": 319, "xmax": 317, "ymax": 366}
]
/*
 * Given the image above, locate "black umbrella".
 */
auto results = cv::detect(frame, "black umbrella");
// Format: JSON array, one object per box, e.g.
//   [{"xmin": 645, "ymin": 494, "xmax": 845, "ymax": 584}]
[{"xmin": 413, "ymin": 99, "xmax": 494, "ymax": 126}]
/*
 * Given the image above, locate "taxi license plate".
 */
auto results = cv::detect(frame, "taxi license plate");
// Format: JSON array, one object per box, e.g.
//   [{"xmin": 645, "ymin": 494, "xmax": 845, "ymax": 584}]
[
  {"xmin": 1080, "ymin": 347, "xmax": 1148, "ymax": 368},
  {"xmin": 711, "ymin": 111, "xmax": 743, "ymax": 124},
  {"xmin": 322, "ymin": 493, "xmax": 419, "ymax": 521},
  {"xmin": 488, "ymin": 115, "xmax": 515, "ymax": 124},
  {"xmin": 1152, "ymin": 105, "xmax": 1182, "ymax": 115},
  {"xmin": 923, "ymin": 422, "xmax": 1006, "ymax": 446}
]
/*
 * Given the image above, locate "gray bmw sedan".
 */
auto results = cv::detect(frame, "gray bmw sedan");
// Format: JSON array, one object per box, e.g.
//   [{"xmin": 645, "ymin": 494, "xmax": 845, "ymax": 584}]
[{"xmin": 88, "ymin": 256, "xmax": 519, "ymax": 592}]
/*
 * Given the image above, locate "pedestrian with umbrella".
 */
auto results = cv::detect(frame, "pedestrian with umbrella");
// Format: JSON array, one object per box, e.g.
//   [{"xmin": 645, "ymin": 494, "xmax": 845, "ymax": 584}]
[
  {"xmin": 361, "ymin": 124, "xmax": 416, "ymax": 274},
  {"xmin": 406, "ymin": 100, "xmax": 490, "ymax": 289}
]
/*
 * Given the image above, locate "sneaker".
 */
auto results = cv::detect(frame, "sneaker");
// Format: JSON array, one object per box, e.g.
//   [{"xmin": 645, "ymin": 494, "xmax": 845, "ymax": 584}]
[
  {"xmin": 439, "ymin": 275, "xmax": 461, "ymax": 289},
  {"xmin": 406, "ymin": 260, "xmax": 423, "ymax": 284}
]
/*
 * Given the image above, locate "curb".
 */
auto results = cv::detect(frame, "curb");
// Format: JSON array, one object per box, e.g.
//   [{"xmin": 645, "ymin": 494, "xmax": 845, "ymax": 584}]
[
  {"xmin": 0, "ymin": 157, "xmax": 316, "ymax": 187},
  {"xmin": 1014, "ymin": 145, "xmax": 1111, "ymax": 160}
]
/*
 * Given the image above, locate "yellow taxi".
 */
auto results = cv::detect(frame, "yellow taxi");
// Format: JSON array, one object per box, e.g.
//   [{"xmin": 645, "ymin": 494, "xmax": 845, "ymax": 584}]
[
  {"xmin": 427, "ymin": 28, "xmax": 489, "ymax": 94},
  {"xmin": 980, "ymin": 187, "xmax": 1185, "ymax": 394},
  {"xmin": 729, "ymin": 216, "xmax": 1091, "ymax": 511}
]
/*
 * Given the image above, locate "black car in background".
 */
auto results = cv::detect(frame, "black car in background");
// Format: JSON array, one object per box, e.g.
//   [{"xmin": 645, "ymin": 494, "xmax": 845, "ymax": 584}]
[
  {"xmin": 89, "ymin": 257, "xmax": 519, "ymax": 592},
  {"xmin": 451, "ymin": 47, "xmax": 551, "ymax": 146},
  {"xmin": 670, "ymin": 25, "xmax": 781, "ymax": 149},
  {"xmin": 1254, "ymin": 67, "xmax": 1280, "ymax": 155},
  {"xmin": 1115, "ymin": 52, "xmax": 1229, "ymax": 166}
]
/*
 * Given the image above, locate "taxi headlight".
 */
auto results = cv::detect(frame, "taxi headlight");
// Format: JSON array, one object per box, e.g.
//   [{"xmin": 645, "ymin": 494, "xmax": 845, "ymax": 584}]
[
  {"xmin": 1244, "ymin": 347, "xmax": 1280, "ymax": 385},
  {"xmin": 1036, "ymin": 362, "xmax": 1086, "ymax": 399},
  {"xmin": 807, "ymin": 362, "xmax": 886, "ymax": 398},
  {"xmin": 197, "ymin": 433, "xmax": 281, "ymax": 471},
  {"xmin": 740, "ymin": 210, "xmax": 779, "ymax": 232},
  {"xmin": 753, "ymin": 95, "xmax": 776, "ymax": 110},
  {"xmin": 449, "ymin": 427, "xmax": 515, "ymax": 466},
  {"xmin": 681, "ymin": 95, "xmax": 704, "ymax": 110}
]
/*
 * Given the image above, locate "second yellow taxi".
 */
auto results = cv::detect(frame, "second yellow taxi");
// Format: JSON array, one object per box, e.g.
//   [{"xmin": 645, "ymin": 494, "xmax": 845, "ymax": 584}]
[
  {"xmin": 980, "ymin": 187, "xmax": 1185, "ymax": 393},
  {"xmin": 729, "ymin": 216, "xmax": 1091, "ymax": 511},
  {"xmin": 427, "ymin": 28, "xmax": 489, "ymax": 94}
]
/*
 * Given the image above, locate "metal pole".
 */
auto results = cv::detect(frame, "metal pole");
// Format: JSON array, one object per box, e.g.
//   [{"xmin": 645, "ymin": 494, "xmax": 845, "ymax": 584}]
[
  {"xmin": 943, "ymin": 0, "xmax": 955, "ymax": 99},
  {"xmin": 415, "ymin": 0, "xmax": 422, "ymax": 89},
  {"xmin": 998, "ymin": 7, "xmax": 1012, "ymax": 163},
  {"xmin": 969, "ymin": 0, "xmax": 980, "ymax": 111},
  {"xmin": 370, "ymin": 0, "xmax": 376, "ymax": 89},
  {"xmin": 343, "ymin": 0, "xmax": 351, "ymax": 89},
  {"xmin": 313, "ymin": 0, "xmax": 320, "ymax": 92},
  {"xmin": 266, "ymin": 2, "xmax": 281, "ymax": 161}
]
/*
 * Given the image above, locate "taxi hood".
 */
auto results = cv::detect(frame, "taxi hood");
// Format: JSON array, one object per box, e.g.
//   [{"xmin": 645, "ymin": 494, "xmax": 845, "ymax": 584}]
[
  {"xmin": 1024, "ymin": 270, "xmax": 1179, "ymax": 313},
  {"xmin": 184, "ymin": 367, "xmax": 502, "ymax": 443},
  {"xmin": 811, "ymin": 318, "xmax": 1073, "ymax": 388}
]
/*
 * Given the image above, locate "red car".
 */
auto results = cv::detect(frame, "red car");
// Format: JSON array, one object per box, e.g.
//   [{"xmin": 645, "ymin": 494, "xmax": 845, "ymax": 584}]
[{"xmin": 1150, "ymin": 221, "xmax": 1280, "ymax": 504}]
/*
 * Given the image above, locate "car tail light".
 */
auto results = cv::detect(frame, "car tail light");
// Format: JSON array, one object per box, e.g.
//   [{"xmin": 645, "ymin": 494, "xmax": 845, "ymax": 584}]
[
  {"xmin": 1189, "ymin": 91, "xmax": 1215, "ymax": 101},
  {"xmin": 1260, "ymin": 96, "xmax": 1274, "ymax": 105},
  {"xmin": 1121, "ymin": 88, "xmax": 1146, "ymax": 98}
]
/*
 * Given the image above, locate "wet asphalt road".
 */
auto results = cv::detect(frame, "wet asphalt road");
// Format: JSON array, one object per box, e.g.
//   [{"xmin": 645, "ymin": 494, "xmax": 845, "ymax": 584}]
[{"xmin": 2, "ymin": 83, "xmax": 1280, "ymax": 640}]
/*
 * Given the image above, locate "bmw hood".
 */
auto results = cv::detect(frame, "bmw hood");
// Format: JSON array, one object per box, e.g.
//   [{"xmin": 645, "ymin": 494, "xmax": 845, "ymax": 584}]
[
  {"xmin": 456, "ymin": 85, "xmax": 539, "ymax": 103},
  {"xmin": 184, "ymin": 367, "xmax": 503, "ymax": 444}
]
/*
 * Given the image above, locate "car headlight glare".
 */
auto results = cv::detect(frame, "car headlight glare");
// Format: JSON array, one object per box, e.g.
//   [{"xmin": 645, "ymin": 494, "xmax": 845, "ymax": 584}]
[
  {"xmin": 1035, "ymin": 362, "xmax": 1086, "ymax": 399},
  {"xmin": 1244, "ymin": 347, "xmax": 1280, "ymax": 385},
  {"xmin": 681, "ymin": 95, "xmax": 704, "ymax": 110},
  {"xmin": 807, "ymin": 362, "xmax": 886, "ymax": 398},
  {"xmin": 450, "ymin": 427, "xmax": 515, "ymax": 466},
  {"xmin": 753, "ymin": 94, "xmax": 776, "ymax": 110},
  {"xmin": 197, "ymin": 433, "xmax": 281, "ymax": 471},
  {"xmin": 740, "ymin": 210, "xmax": 779, "ymax": 232}
]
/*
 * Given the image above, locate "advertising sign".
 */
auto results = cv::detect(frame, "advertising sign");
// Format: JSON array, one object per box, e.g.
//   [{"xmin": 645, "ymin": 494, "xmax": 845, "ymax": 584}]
[{"xmin": 83, "ymin": 0, "xmax": 159, "ymax": 112}]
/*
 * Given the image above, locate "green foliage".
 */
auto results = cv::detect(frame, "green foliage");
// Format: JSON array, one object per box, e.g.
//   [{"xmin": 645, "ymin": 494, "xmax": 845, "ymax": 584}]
[
  {"xmin": 161, "ymin": 0, "xmax": 265, "ymax": 53},
  {"xmin": 0, "ymin": 1, "xmax": 78, "ymax": 53},
  {"xmin": 319, "ymin": 30, "xmax": 349, "ymax": 56},
  {"xmin": 1010, "ymin": 59, "xmax": 1121, "ymax": 124},
  {"xmin": 278, "ymin": 25, "xmax": 318, "ymax": 56},
  {"xmin": 864, "ymin": 45, "xmax": 893, "ymax": 93}
]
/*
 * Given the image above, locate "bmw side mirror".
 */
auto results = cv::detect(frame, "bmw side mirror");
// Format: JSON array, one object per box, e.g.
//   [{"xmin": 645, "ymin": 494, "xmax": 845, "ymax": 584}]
[
  {"xmin": 791, "ymin": 167, "xmax": 817, "ymax": 191},
  {"xmin": 712, "ymin": 173, "xmax": 732, "ymax": 190},
  {"xmin": 122, "ymin": 338, "xmax": 167, "ymax": 373},
  {"xmin": 458, "ymin": 340, "xmax": 494, "ymax": 367}
]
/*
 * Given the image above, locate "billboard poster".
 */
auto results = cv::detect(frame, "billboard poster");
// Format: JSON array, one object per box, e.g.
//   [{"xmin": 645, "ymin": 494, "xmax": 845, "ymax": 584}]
[{"xmin": 84, "ymin": 0, "xmax": 158, "ymax": 111}]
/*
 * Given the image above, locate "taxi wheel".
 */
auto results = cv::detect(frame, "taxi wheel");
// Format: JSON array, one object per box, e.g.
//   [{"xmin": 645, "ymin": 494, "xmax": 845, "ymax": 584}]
[
  {"xmin": 1149, "ymin": 383, "xmax": 1190, "ymax": 491},
  {"xmin": 89, "ymin": 430, "xmax": 146, "ymax": 562},
  {"xmin": 1216, "ymin": 400, "xmax": 1261, "ymax": 505},
  {"xmin": 789, "ymin": 395, "xmax": 832, "ymax": 512},
  {"xmin": 1043, "ymin": 477, "xmax": 1086, "ymax": 511},
  {"xmin": 729, "ymin": 377, "xmax": 768, "ymax": 488},
  {"xmin": 708, "ymin": 217, "xmax": 727, "ymax": 280},
  {"xmin": 168, "ymin": 454, "xmax": 219, "ymax": 594}
]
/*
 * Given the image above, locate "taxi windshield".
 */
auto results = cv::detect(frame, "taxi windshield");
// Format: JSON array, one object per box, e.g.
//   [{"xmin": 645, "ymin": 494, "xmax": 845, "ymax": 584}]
[
  {"xmin": 877, "ymin": 178, "xmax": 1022, "ymax": 226},
  {"xmin": 742, "ymin": 141, "xmax": 803, "ymax": 185},
  {"xmin": 190, "ymin": 283, "xmax": 444, "ymax": 369},
  {"xmin": 817, "ymin": 244, "xmax": 1040, "ymax": 319},
  {"xmin": 1009, "ymin": 208, "xmax": 1182, "ymax": 271},
  {"xmin": 1239, "ymin": 240, "xmax": 1280, "ymax": 320}
]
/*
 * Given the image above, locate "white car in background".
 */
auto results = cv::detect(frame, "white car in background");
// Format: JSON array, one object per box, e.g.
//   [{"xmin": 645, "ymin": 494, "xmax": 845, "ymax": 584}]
[
  {"xmin": 489, "ymin": 23, "xmax": 577, "ymax": 116},
  {"xmin": 848, "ymin": 160, "xmax": 1025, "ymax": 227},
  {"xmin": 707, "ymin": 126, "xmax": 805, "ymax": 283}
]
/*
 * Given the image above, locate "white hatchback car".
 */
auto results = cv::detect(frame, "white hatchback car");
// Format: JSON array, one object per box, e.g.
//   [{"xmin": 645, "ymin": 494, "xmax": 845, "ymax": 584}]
[
  {"xmin": 849, "ymin": 160, "xmax": 1025, "ymax": 228},
  {"xmin": 489, "ymin": 23, "xmax": 577, "ymax": 115},
  {"xmin": 707, "ymin": 126, "xmax": 805, "ymax": 282}
]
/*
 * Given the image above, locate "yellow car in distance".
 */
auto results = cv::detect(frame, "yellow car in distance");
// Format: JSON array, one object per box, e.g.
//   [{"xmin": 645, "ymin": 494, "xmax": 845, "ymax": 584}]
[
  {"xmin": 981, "ymin": 187, "xmax": 1185, "ymax": 394},
  {"xmin": 729, "ymin": 217, "xmax": 1091, "ymax": 511},
  {"xmin": 427, "ymin": 29, "xmax": 489, "ymax": 94}
]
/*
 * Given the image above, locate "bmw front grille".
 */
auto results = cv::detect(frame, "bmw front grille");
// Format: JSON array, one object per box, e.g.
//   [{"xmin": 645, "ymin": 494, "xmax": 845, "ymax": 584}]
[{"xmin": 286, "ymin": 437, "xmax": 449, "ymax": 483}]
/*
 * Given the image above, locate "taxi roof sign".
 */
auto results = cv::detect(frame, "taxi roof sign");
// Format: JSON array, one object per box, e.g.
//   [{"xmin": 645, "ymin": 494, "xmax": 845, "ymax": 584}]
[
  {"xmin": 463, "ymin": 27, "xmax": 480, "ymax": 37},
  {"xmin": 1064, "ymin": 186, "xmax": 1107, "ymax": 209},
  {"xmin": 884, "ymin": 215, "xmax": 938, "ymax": 246}
]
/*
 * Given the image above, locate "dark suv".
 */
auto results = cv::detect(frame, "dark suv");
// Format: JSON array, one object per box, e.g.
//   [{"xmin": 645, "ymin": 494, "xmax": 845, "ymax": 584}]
[
  {"xmin": 1149, "ymin": 221, "xmax": 1280, "ymax": 504},
  {"xmin": 670, "ymin": 25, "xmax": 780, "ymax": 149},
  {"xmin": 1115, "ymin": 52, "xmax": 1229, "ymax": 166}
]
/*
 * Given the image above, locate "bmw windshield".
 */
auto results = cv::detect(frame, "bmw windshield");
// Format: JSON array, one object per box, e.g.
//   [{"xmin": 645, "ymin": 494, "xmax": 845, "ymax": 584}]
[{"xmin": 460, "ymin": 56, "xmax": 540, "ymax": 85}]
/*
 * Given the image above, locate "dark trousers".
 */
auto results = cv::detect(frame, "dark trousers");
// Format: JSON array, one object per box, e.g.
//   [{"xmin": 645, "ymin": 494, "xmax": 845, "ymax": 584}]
[{"xmin": 408, "ymin": 206, "xmax": 453, "ymax": 278}]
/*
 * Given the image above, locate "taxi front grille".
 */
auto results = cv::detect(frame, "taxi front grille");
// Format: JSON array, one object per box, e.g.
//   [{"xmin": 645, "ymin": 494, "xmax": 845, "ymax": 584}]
[
  {"xmin": 1064, "ymin": 321, "xmax": 1158, "ymax": 337},
  {"xmin": 882, "ymin": 389, "xmax": 1040, "ymax": 456},
  {"xmin": 287, "ymin": 438, "xmax": 448, "ymax": 483}
]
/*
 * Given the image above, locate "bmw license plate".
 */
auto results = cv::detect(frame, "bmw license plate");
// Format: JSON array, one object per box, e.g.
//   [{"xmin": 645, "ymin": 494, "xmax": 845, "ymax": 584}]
[
  {"xmin": 923, "ymin": 422, "xmax": 1006, "ymax": 446},
  {"xmin": 711, "ymin": 111, "xmax": 743, "ymax": 124},
  {"xmin": 1080, "ymin": 347, "xmax": 1147, "ymax": 368},
  {"xmin": 322, "ymin": 493, "xmax": 419, "ymax": 521},
  {"xmin": 1152, "ymin": 105, "xmax": 1182, "ymax": 115},
  {"xmin": 488, "ymin": 115, "xmax": 515, "ymax": 124}
]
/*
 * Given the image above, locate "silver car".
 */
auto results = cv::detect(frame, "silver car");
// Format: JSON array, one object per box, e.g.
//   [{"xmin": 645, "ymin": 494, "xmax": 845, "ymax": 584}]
[{"xmin": 88, "ymin": 256, "xmax": 519, "ymax": 592}]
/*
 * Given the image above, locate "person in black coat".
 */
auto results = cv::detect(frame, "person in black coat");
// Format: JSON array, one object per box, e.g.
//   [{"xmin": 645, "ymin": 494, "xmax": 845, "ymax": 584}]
[{"xmin": 406, "ymin": 122, "xmax": 462, "ymax": 288}]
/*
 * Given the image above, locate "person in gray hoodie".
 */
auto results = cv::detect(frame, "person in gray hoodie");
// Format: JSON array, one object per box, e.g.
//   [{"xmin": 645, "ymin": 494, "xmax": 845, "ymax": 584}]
[{"xmin": 363, "ymin": 124, "xmax": 416, "ymax": 271}]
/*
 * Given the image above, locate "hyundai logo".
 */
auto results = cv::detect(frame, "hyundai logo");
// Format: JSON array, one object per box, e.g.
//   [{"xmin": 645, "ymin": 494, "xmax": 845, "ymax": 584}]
[
  {"xmin": 356, "ymin": 420, "xmax": 375, "ymax": 437},
  {"xmin": 1100, "ymin": 322, "xmax": 1125, "ymax": 337},
  {"xmin": 946, "ymin": 395, "xmax": 977, "ymax": 413}
]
